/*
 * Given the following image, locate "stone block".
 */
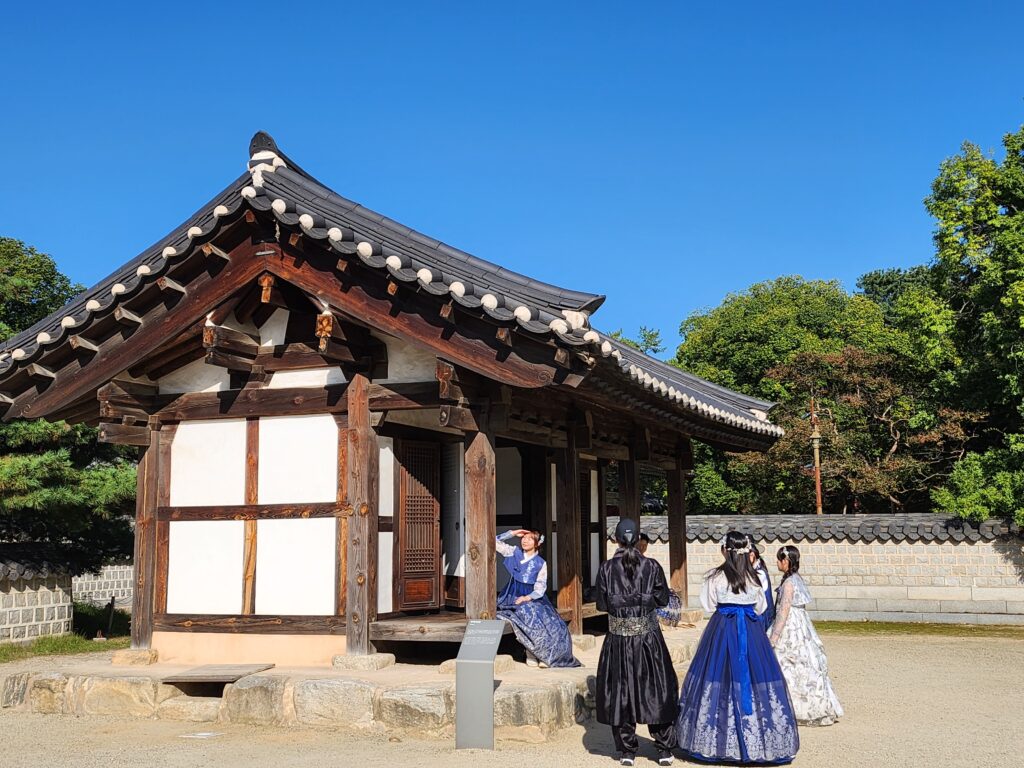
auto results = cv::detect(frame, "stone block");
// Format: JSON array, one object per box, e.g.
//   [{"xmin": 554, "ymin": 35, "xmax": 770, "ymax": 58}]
[
  {"xmin": 157, "ymin": 696, "xmax": 222, "ymax": 722},
  {"xmin": 810, "ymin": 598, "xmax": 877, "ymax": 612},
  {"xmin": 112, "ymin": 648, "xmax": 159, "ymax": 666},
  {"xmin": 438, "ymin": 654, "xmax": 514, "ymax": 675},
  {"xmin": 374, "ymin": 683, "xmax": 453, "ymax": 729},
  {"xmin": 331, "ymin": 653, "xmax": 396, "ymax": 670},
  {"xmin": 222, "ymin": 675, "xmax": 288, "ymax": 726},
  {"xmin": 293, "ymin": 678, "xmax": 377, "ymax": 727},
  {"xmin": 1, "ymin": 672, "xmax": 30, "ymax": 708},
  {"xmin": 876, "ymin": 599, "xmax": 940, "ymax": 613},
  {"xmin": 77, "ymin": 676, "xmax": 159, "ymax": 717},
  {"xmin": 1006, "ymin": 601, "xmax": 1024, "ymax": 615},
  {"xmin": 571, "ymin": 634, "xmax": 596, "ymax": 651},
  {"xmin": 846, "ymin": 586, "xmax": 908, "ymax": 599},
  {"xmin": 29, "ymin": 674, "xmax": 69, "ymax": 714},
  {"xmin": 940, "ymin": 600, "xmax": 1006, "ymax": 614},
  {"xmin": 972, "ymin": 586, "xmax": 1024, "ymax": 602}
]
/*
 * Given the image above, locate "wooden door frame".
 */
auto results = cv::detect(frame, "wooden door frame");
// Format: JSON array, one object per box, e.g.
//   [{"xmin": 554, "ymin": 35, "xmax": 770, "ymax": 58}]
[{"xmin": 393, "ymin": 437, "xmax": 443, "ymax": 613}]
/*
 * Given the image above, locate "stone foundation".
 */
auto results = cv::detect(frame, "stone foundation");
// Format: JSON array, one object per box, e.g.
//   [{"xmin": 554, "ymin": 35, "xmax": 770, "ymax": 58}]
[
  {"xmin": 0, "ymin": 575, "xmax": 73, "ymax": 643},
  {"xmin": 612, "ymin": 514, "xmax": 1024, "ymax": 624}
]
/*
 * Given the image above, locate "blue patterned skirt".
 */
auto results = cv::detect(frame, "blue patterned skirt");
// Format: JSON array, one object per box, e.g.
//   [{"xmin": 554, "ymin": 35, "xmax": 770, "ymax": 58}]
[
  {"xmin": 496, "ymin": 579, "xmax": 580, "ymax": 668},
  {"xmin": 676, "ymin": 604, "xmax": 799, "ymax": 764}
]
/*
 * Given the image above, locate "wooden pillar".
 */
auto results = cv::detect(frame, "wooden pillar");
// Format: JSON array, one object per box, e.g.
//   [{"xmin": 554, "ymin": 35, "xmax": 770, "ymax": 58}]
[
  {"xmin": 619, "ymin": 457, "xmax": 641, "ymax": 526},
  {"xmin": 556, "ymin": 428, "xmax": 583, "ymax": 634},
  {"xmin": 464, "ymin": 411, "xmax": 496, "ymax": 620},
  {"xmin": 345, "ymin": 374, "xmax": 379, "ymax": 655},
  {"xmin": 153, "ymin": 423, "xmax": 177, "ymax": 617},
  {"xmin": 666, "ymin": 438, "xmax": 693, "ymax": 607},
  {"xmin": 242, "ymin": 418, "xmax": 259, "ymax": 614},
  {"xmin": 131, "ymin": 427, "xmax": 160, "ymax": 649}
]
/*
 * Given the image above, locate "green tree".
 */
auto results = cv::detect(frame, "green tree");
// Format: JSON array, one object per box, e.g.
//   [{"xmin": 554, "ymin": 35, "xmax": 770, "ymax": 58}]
[
  {"xmin": 0, "ymin": 238, "xmax": 137, "ymax": 574},
  {"xmin": 610, "ymin": 326, "xmax": 665, "ymax": 356}
]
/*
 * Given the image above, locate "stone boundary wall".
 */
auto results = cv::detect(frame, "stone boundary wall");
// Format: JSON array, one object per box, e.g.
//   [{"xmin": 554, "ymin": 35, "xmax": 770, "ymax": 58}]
[
  {"xmin": 0, "ymin": 575, "xmax": 73, "ymax": 643},
  {"xmin": 608, "ymin": 514, "xmax": 1024, "ymax": 625},
  {"xmin": 72, "ymin": 564, "xmax": 134, "ymax": 609}
]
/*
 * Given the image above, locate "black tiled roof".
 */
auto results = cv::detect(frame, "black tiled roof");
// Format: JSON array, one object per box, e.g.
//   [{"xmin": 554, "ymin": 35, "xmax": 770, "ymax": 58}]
[
  {"xmin": 0, "ymin": 132, "xmax": 782, "ymax": 443},
  {"xmin": 608, "ymin": 514, "xmax": 1022, "ymax": 544},
  {"xmin": 0, "ymin": 545, "xmax": 67, "ymax": 581}
]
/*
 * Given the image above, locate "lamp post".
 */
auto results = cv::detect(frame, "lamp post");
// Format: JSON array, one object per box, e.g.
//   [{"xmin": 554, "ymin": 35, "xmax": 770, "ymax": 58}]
[{"xmin": 810, "ymin": 397, "xmax": 823, "ymax": 515}]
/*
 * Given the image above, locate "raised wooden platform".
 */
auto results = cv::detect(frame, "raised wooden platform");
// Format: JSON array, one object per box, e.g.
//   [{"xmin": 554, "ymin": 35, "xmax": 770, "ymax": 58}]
[
  {"xmin": 370, "ymin": 613, "xmax": 512, "ymax": 643},
  {"xmin": 161, "ymin": 663, "xmax": 275, "ymax": 683}
]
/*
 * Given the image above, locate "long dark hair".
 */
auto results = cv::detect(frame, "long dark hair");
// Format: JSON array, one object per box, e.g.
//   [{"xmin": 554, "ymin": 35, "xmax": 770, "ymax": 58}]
[
  {"xmin": 615, "ymin": 520, "xmax": 642, "ymax": 582},
  {"xmin": 714, "ymin": 530, "xmax": 762, "ymax": 594},
  {"xmin": 776, "ymin": 545, "xmax": 800, "ymax": 588}
]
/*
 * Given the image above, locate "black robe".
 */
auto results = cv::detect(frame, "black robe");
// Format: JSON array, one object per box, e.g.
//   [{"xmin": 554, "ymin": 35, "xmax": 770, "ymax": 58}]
[{"xmin": 595, "ymin": 551, "xmax": 680, "ymax": 726}]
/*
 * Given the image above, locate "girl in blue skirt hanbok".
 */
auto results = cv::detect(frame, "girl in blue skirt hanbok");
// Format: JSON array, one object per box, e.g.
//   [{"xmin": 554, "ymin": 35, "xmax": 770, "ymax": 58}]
[
  {"xmin": 745, "ymin": 534, "xmax": 776, "ymax": 632},
  {"xmin": 676, "ymin": 531, "xmax": 799, "ymax": 764},
  {"xmin": 495, "ymin": 529, "xmax": 580, "ymax": 668}
]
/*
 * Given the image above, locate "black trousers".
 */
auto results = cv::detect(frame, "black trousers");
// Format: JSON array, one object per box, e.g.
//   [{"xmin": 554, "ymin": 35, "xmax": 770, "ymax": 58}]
[{"xmin": 612, "ymin": 721, "xmax": 675, "ymax": 756}]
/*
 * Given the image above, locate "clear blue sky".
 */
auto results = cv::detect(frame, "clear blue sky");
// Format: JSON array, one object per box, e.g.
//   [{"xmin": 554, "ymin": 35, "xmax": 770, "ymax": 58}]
[{"xmin": 1, "ymin": 2, "xmax": 1021, "ymax": 354}]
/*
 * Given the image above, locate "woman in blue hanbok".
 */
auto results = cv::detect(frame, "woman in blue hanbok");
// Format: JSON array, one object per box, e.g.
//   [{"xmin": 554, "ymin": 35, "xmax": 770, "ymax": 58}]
[
  {"xmin": 745, "ymin": 534, "xmax": 776, "ymax": 631},
  {"xmin": 676, "ymin": 531, "xmax": 799, "ymax": 765},
  {"xmin": 495, "ymin": 529, "xmax": 580, "ymax": 668}
]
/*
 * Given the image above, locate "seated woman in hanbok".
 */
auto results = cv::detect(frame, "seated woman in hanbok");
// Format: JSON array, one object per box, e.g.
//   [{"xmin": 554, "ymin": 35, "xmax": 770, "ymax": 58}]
[
  {"xmin": 676, "ymin": 531, "xmax": 799, "ymax": 765},
  {"xmin": 770, "ymin": 546, "xmax": 843, "ymax": 726},
  {"xmin": 495, "ymin": 529, "xmax": 579, "ymax": 668},
  {"xmin": 745, "ymin": 534, "xmax": 776, "ymax": 631}
]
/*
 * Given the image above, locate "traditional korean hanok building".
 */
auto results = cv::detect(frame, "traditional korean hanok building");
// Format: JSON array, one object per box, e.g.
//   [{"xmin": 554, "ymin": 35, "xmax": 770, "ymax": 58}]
[{"xmin": 0, "ymin": 134, "xmax": 781, "ymax": 665}]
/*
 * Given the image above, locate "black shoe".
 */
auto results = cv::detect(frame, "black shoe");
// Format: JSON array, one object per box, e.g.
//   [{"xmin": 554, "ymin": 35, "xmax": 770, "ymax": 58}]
[
  {"xmin": 620, "ymin": 757, "xmax": 635, "ymax": 767},
  {"xmin": 657, "ymin": 755, "xmax": 674, "ymax": 767}
]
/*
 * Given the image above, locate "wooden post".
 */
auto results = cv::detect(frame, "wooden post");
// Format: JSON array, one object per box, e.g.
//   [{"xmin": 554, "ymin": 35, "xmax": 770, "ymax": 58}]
[
  {"xmin": 335, "ymin": 415, "xmax": 349, "ymax": 616},
  {"xmin": 619, "ymin": 457, "xmax": 641, "ymax": 526},
  {"xmin": 666, "ymin": 439, "xmax": 693, "ymax": 607},
  {"xmin": 153, "ymin": 423, "xmax": 177, "ymax": 616},
  {"xmin": 130, "ymin": 427, "xmax": 160, "ymax": 649},
  {"xmin": 464, "ymin": 411, "xmax": 496, "ymax": 620},
  {"xmin": 242, "ymin": 418, "xmax": 259, "ymax": 614},
  {"xmin": 345, "ymin": 373, "xmax": 379, "ymax": 655},
  {"xmin": 556, "ymin": 431, "xmax": 583, "ymax": 635}
]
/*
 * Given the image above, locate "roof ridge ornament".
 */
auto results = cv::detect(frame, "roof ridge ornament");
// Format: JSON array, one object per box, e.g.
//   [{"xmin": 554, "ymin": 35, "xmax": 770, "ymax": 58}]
[{"xmin": 247, "ymin": 131, "xmax": 287, "ymax": 188}]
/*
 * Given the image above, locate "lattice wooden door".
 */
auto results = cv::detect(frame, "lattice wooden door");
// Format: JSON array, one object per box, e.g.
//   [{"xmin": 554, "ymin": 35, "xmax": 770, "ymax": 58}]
[{"xmin": 396, "ymin": 440, "xmax": 442, "ymax": 611}]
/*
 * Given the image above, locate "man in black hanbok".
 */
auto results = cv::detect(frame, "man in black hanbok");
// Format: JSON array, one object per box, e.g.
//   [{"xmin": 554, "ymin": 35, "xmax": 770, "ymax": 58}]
[{"xmin": 596, "ymin": 519, "xmax": 679, "ymax": 766}]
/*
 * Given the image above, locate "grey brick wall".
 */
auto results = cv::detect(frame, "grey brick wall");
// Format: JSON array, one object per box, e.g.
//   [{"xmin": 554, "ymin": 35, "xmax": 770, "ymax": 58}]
[
  {"xmin": 0, "ymin": 575, "xmax": 73, "ymax": 643},
  {"xmin": 72, "ymin": 564, "xmax": 134, "ymax": 609},
  {"xmin": 614, "ymin": 535, "xmax": 1024, "ymax": 625}
]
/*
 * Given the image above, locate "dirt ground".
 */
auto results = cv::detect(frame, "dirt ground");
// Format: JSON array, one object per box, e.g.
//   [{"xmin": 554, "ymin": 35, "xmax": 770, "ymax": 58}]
[{"xmin": 2, "ymin": 632, "xmax": 1021, "ymax": 768}]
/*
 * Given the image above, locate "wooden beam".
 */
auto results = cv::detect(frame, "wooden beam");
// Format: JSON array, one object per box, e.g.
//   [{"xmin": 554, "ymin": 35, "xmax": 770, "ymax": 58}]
[
  {"xmin": 14, "ymin": 240, "xmax": 266, "ymax": 421},
  {"xmin": 259, "ymin": 274, "xmax": 276, "ymax": 303},
  {"xmin": 154, "ymin": 614, "xmax": 347, "ymax": 634},
  {"xmin": 666, "ymin": 439, "xmax": 693, "ymax": 607},
  {"xmin": 345, "ymin": 373, "xmax": 379, "ymax": 655},
  {"xmin": 556, "ymin": 431, "xmax": 583, "ymax": 635},
  {"xmin": 243, "ymin": 418, "xmax": 259, "ymax": 615},
  {"xmin": 113, "ymin": 307, "xmax": 144, "ymax": 327},
  {"xmin": 26, "ymin": 363, "xmax": 56, "ymax": 380},
  {"xmin": 619, "ymin": 457, "xmax": 641, "ymax": 526},
  {"xmin": 157, "ymin": 502, "xmax": 351, "ymax": 521},
  {"xmin": 464, "ymin": 410, "xmax": 496, "ymax": 620},
  {"xmin": 203, "ymin": 325, "xmax": 259, "ymax": 357},
  {"xmin": 435, "ymin": 359, "xmax": 461, "ymax": 402},
  {"xmin": 335, "ymin": 415, "xmax": 349, "ymax": 616},
  {"xmin": 156, "ymin": 276, "xmax": 187, "ymax": 295},
  {"xmin": 68, "ymin": 335, "xmax": 100, "ymax": 354},
  {"xmin": 496, "ymin": 326, "xmax": 512, "ymax": 346},
  {"xmin": 438, "ymin": 404, "xmax": 479, "ymax": 431},
  {"xmin": 153, "ymin": 424, "xmax": 176, "ymax": 615},
  {"xmin": 131, "ymin": 427, "xmax": 159, "ymax": 649},
  {"xmin": 98, "ymin": 421, "xmax": 151, "ymax": 446},
  {"xmin": 202, "ymin": 242, "xmax": 232, "ymax": 261}
]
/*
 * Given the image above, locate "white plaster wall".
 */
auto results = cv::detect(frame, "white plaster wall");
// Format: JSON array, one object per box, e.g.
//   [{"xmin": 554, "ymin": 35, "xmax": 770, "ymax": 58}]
[
  {"xmin": 496, "ymin": 447, "xmax": 523, "ymax": 518},
  {"xmin": 590, "ymin": 533, "xmax": 601, "ymax": 586},
  {"xmin": 268, "ymin": 367, "xmax": 346, "ymax": 389},
  {"xmin": 379, "ymin": 437, "xmax": 394, "ymax": 518},
  {"xmin": 166, "ymin": 521, "xmax": 244, "ymax": 614},
  {"xmin": 259, "ymin": 308, "xmax": 289, "ymax": 347},
  {"xmin": 590, "ymin": 470, "xmax": 599, "ymax": 523},
  {"xmin": 219, "ymin": 313, "xmax": 260, "ymax": 339},
  {"xmin": 169, "ymin": 420, "xmax": 247, "ymax": 506},
  {"xmin": 441, "ymin": 443, "xmax": 465, "ymax": 578},
  {"xmin": 254, "ymin": 518, "xmax": 336, "ymax": 615},
  {"xmin": 258, "ymin": 415, "xmax": 338, "ymax": 504},
  {"xmin": 378, "ymin": 532, "xmax": 394, "ymax": 614},
  {"xmin": 157, "ymin": 358, "xmax": 230, "ymax": 395},
  {"xmin": 373, "ymin": 332, "xmax": 437, "ymax": 383}
]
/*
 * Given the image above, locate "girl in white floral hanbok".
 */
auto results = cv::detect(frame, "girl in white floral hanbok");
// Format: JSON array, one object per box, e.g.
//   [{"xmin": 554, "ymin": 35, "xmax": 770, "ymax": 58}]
[{"xmin": 770, "ymin": 546, "xmax": 844, "ymax": 726}]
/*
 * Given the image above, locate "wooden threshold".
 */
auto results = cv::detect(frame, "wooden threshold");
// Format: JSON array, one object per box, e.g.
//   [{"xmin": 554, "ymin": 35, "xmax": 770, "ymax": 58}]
[{"xmin": 161, "ymin": 663, "xmax": 275, "ymax": 684}]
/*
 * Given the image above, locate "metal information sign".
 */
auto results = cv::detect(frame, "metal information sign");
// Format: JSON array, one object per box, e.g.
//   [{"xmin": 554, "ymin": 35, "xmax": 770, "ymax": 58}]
[{"xmin": 455, "ymin": 619, "xmax": 505, "ymax": 750}]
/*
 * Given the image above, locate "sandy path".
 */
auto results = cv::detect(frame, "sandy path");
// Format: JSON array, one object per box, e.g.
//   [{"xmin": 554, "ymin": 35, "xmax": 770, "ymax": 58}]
[{"xmin": 1, "ymin": 633, "xmax": 1020, "ymax": 768}]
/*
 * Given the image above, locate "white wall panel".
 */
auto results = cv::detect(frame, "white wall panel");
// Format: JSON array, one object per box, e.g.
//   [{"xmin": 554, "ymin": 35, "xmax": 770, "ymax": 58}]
[
  {"xmin": 441, "ymin": 444, "xmax": 465, "ymax": 578},
  {"xmin": 378, "ymin": 532, "xmax": 394, "ymax": 613},
  {"xmin": 590, "ymin": 469, "xmax": 600, "ymax": 523},
  {"xmin": 259, "ymin": 308, "xmax": 289, "ymax": 347},
  {"xmin": 258, "ymin": 415, "xmax": 338, "ymax": 504},
  {"xmin": 378, "ymin": 437, "xmax": 395, "ymax": 517},
  {"xmin": 157, "ymin": 358, "xmax": 230, "ymax": 395},
  {"xmin": 254, "ymin": 518, "xmax": 336, "ymax": 615},
  {"xmin": 169, "ymin": 420, "xmax": 247, "ymax": 506},
  {"xmin": 373, "ymin": 332, "xmax": 437, "ymax": 383},
  {"xmin": 268, "ymin": 367, "xmax": 346, "ymax": 389},
  {"xmin": 590, "ymin": 532, "xmax": 601, "ymax": 586},
  {"xmin": 166, "ymin": 520, "xmax": 244, "ymax": 614}
]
